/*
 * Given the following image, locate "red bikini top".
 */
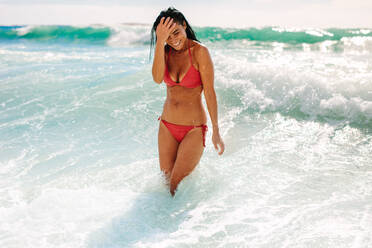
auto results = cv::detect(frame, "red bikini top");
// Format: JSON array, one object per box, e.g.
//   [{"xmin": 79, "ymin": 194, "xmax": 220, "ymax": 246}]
[{"xmin": 164, "ymin": 40, "xmax": 203, "ymax": 88}]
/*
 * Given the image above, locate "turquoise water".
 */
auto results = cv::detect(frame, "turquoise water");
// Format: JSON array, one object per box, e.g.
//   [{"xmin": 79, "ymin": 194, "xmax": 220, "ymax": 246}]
[{"xmin": 1, "ymin": 24, "xmax": 372, "ymax": 247}]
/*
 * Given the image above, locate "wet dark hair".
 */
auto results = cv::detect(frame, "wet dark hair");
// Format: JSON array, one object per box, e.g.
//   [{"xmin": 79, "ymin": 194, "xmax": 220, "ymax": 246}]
[{"xmin": 149, "ymin": 7, "xmax": 199, "ymax": 60}]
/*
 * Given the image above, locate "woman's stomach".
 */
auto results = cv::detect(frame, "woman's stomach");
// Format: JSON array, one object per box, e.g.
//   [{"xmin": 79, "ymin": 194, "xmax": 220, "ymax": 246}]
[{"xmin": 161, "ymin": 86, "xmax": 207, "ymax": 125}]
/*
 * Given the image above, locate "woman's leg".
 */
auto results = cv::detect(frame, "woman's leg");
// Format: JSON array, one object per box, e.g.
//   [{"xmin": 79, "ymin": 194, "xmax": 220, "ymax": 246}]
[
  {"xmin": 158, "ymin": 120, "xmax": 179, "ymax": 183},
  {"xmin": 169, "ymin": 127, "xmax": 204, "ymax": 196}
]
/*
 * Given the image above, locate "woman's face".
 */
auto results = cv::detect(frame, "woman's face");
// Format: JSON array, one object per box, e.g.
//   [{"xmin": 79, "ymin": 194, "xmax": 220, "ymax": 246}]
[{"xmin": 166, "ymin": 21, "xmax": 187, "ymax": 50}]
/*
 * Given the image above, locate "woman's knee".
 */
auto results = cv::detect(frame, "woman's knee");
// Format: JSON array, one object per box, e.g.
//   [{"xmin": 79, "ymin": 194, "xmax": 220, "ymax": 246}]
[{"xmin": 170, "ymin": 165, "xmax": 189, "ymax": 184}]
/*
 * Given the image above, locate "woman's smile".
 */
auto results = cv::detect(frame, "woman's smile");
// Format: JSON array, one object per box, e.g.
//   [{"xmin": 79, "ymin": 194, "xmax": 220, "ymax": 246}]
[{"xmin": 173, "ymin": 40, "xmax": 181, "ymax": 47}]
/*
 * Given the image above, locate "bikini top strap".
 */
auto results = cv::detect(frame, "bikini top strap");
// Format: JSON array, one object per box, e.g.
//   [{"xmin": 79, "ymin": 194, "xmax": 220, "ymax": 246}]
[{"xmin": 188, "ymin": 39, "xmax": 193, "ymax": 64}]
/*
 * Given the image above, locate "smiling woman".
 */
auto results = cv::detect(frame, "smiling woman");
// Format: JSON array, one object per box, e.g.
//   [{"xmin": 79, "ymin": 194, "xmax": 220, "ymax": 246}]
[
  {"xmin": 1, "ymin": 1, "xmax": 372, "ymax": 246},
  {"xmin": 150, "ymin": 7, "xmax": 225, "ymax": 196}
]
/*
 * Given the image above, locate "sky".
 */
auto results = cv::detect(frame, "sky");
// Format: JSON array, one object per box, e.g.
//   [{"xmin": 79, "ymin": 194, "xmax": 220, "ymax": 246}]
[{"xmin": 0, "ymin": 0, "xmax": 371, "ymax": 28}]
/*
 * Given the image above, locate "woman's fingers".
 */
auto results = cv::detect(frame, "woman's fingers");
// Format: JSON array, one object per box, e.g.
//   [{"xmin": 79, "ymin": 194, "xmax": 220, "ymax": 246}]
[
  {"xmin": 166, "ymin": 17, "xmax": 171, "ymax": 26},
  {"xmin": 163, "ymin": 17, "xmax": 169, "ymax": 26},
  {"xmin": 160, "ymin": 17, "xmax": 174, "ymax": 29},
  {"xmin": 214, "ymin": 141, "xmax": 218, "ymax": 151},
  {"xmin": 162, "ymin": 17, "xmax": 170, "ymax": 26},
  {"xmin": 213, "ymin": 139, "xmax": 225, "ymax": 155},
  {"xmin": 218, "ymin": 141, "xmax": 225, "ymax": 155},
  {"xmin": 170, "ymin": 22, "xmax": 177, "ymax": 31},
  {"xmin": 165, "ymin": 18, "xmax": 174, "ymax": 29}
]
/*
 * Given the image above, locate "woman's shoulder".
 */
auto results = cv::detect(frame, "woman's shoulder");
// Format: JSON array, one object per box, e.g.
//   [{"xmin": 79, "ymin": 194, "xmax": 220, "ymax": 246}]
[
  {"xmin": 190, "ymin": 40, "xmax": 208, "ymax": 52},
  {"xmin": 190, "ymin": 40, "xmax": 210, "ymax": 60}
]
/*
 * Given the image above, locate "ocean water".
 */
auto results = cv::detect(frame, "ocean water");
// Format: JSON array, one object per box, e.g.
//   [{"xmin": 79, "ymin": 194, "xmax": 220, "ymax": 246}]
[{"xmin": 1, "ymin": 24, "xmax": 372, "ymax": 248}]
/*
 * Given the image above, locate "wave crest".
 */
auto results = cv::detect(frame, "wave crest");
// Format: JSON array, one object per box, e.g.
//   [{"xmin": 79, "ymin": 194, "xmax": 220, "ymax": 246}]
[{"xmin": 2, "ymin": 25, "xmax": 372, "ymax": 50}]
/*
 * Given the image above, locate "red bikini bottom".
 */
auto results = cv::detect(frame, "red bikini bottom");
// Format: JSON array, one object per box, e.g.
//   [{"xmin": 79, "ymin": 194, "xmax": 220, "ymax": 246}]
[{"xmin": 158, "ymin": 117, "xmax": 208, "ymax": 147}]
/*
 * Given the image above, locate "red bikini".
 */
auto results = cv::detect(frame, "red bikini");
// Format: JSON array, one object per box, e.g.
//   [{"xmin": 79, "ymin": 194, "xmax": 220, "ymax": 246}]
[
  {"xmin": 159, "ymin": 40, "xmax": 207, "ymax": 147},
  {"xmin": 158, "ymin": 117, "xmax": 208, "ymax": 147},
  {"xmin": 163, "ymin": 41, "xmax": 203, "ymax": 88}
]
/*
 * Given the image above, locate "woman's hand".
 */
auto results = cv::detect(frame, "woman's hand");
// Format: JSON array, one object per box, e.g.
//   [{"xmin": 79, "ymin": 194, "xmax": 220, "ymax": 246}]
[
  {"xmin": 212, "ymin": 130, "xmax": 225, "ymax": 155},
  {"xmin": 156, "ymin": 17, "xmax": 176, "ymax": 44}
]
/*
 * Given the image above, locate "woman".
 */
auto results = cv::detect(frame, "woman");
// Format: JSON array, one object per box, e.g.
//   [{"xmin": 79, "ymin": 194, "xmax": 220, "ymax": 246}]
[{"xmin": 151, "ymin": 7, "xmax": 225, "ymax": 196}]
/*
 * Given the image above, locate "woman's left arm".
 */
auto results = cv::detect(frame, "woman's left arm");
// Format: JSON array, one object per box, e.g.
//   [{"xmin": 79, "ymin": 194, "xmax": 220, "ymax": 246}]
[{"xmin": 197, "ymin": 45, "xmax": 225, "ymax": 155}]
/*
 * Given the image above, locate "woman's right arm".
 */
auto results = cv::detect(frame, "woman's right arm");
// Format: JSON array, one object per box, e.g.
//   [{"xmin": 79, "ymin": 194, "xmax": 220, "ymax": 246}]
[
  {"xmin": 152, "ymin": 17, "xmax": 176, "ymax": 84},
  {"xmin": 152, "ymin": 41, "xmax": 166, "ymax": 84}
]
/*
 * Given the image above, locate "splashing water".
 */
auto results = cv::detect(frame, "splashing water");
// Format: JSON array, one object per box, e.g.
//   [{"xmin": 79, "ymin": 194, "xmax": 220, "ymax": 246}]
[{"xmin": 1, "ymin": 24, "xmax": 371, "ymax": 248}]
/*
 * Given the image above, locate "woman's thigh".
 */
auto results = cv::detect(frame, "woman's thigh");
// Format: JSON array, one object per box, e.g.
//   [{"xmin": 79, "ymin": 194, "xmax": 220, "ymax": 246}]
[
  {"xmin": 170, "ymin": 127, "xmax": 204, "ymax": 182},
  {"xmin": 158, "ymin": 121, "xmax": 179, "ymax": 178}
]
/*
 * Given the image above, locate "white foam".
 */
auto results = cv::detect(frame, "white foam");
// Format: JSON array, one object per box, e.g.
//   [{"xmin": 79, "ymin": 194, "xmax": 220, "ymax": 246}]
[
  {"xmin": 213, "ymin": 48, "xmax": 372, "ymax": 125},
  {"xmin": 350, "ymin": 29, "xmax": 372, "ymax": 35},
  {"xmin": 16, "ymin": 25, "xmax": 35, "ymax": 36},
  {"xmin": 0, "ymin": 187, "xmax": 136, "ymax": 247},
  {"xmin": 305, "ymin": 29, "xmax": 334, "ymax": 37},
  {"xmin": 341, "ymin": 36, "xmax": 372, "ymax": 54},
  {"xmin": 106, "ymin": 24, "xmax": 151, "ymax": 47}
]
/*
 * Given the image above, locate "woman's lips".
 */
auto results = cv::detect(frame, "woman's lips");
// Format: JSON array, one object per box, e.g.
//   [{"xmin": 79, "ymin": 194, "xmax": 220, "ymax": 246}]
[{"xmin": 173, "ymin": 40, "xmax": 181, "ymax": 47}]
